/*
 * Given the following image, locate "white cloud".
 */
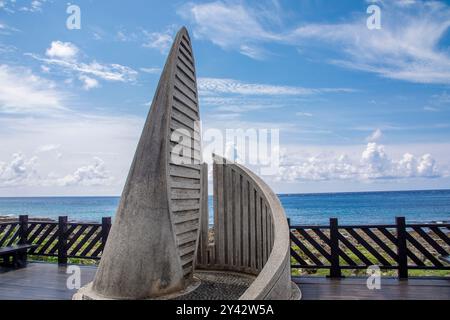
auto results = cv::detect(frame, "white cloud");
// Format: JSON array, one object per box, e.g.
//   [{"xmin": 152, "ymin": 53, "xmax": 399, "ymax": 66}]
[
  {"xmin": 57, "ymin": 157, "xmax": 112, "ymax": 187},
  {"xmin": 0, "ymin": 64, "xmax": 66, "ymax": 114},
  {"xmin": 277, "ymin": 142, "xmax": 442, "ymax": 182},
  {"xmin": 46, "ymin": 41, "xmax": 79, "ymax": 60},
  {"xmin": 36, "ymin": 144, "xmax": 60, "ymax": 153},
  {"xmin": 366, "ymin": 128, "xmax": 383, "ymax": 142},
  {"xmin": 0, "ymin": 153, "xmax": 39, "ymax": 187},
  {"xmin": 296, "ymin": 112, "xmax": 313, "ymax": 117},
  {"xmin": 19, "ymin": 0, "xmax": 47, "ymax": 12},
  {"xmin": 182, "ymin": 1, "xmax": 450, "ymax": 84},
  {"xmin": 142, "ymin": 29, "xmax": 174, "ymax": 53},
  {"xmin": 79, "ymin": 75, "xmax": 99, "ymax": 90},
  {"xmin": 179, "ymin": 1, "xmax": 279, "ymax": 58},
  {"xmin": 198, "ymin": 77, "xmax": 354, "ymax": 96},
  {"xmin": 0, "ymin": 153, "xmax": 113, "ymax": 188},
  {"xmin": 0, "ymin": 22, "xmax": 20, "ymax": 35},
  {"xmin": 0, "ymin": 0, "xmax": 44, "ymax": 13},
  {"xmin": 27, "ymin": 41, "xmax": 138, "ymax": 87},
  {"xmin": 140, "ymin": 67, "xmax": 161, "ymax": 74}
]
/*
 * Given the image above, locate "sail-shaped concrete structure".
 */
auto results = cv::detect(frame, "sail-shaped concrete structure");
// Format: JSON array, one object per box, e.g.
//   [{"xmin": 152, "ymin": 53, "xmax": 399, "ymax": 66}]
[
  {"xmin": 77, "ymin": 27, "xmax": 203, "ymax": 300},
  {"xmin": 75, "ymin": 27, "xmax": 298, "ymax": 301}
]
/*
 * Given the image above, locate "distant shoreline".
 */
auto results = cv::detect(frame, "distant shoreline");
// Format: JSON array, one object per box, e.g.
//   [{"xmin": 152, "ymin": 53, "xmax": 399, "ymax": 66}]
[{"xmin": 0, "ymin": 188, "xmax": 450, "ymax": 199}]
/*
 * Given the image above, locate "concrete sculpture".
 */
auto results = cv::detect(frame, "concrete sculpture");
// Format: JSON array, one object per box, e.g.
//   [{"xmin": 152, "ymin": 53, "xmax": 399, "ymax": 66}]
[
  {"xmin": 76, "ymin": 27, "xmax": 203, "ymax": 299},
  {"xmin": 75, "ymin": 27, "xmax": 299, "ymax": 300}
]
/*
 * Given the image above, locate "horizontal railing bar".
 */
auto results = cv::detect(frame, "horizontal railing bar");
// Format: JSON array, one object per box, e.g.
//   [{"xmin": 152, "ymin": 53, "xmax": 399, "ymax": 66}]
[
  {"xmin": 0, "ymin": 222, "xmax": 19, "ymax": 226},
  {"xmin": 406, "ymin": 223, "xmax": 450, "ymax": 228},
  {"xmin": 290, "ymin": 225, "xmax": 330, "ymax": 229},
  {"xmin": 67, "ymin": 255, "xmax": 101, "ymax": 260},
  {"xmin": 67, "ymin": 222, "xmax": 101, "ymax": 227},
  {"xmin": 338, "ymin": 224, "xmax": 396, "ymax": 229}
]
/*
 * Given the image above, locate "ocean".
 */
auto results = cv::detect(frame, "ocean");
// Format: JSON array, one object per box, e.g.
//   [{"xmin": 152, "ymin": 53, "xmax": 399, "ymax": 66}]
[{"xmin": 0, "ymin": 189, "xmax": 449, "ymax": 225}]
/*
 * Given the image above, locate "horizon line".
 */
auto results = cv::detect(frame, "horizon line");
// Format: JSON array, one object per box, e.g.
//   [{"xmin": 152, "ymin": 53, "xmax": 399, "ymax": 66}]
[{"xmin": 1, "ymin": 188, "xmax": 450, "ymax": 198}]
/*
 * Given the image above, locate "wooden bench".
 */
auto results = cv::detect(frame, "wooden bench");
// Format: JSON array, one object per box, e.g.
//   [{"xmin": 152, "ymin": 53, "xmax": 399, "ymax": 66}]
[{"xmin": 0, "ymin": 244, "xmax": 38, "ymax": 269}]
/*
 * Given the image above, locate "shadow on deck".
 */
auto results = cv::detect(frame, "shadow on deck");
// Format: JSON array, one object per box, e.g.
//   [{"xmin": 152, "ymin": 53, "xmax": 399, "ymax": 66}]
[{"xmin": 0, "ymin": 263, "xmax": 448, "ymax": 300}]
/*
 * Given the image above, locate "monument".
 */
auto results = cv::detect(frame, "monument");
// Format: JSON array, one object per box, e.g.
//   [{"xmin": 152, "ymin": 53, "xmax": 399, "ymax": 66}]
[{"xmin": 75, "ymin": 27, "xmax": 300, "ymax": 300}]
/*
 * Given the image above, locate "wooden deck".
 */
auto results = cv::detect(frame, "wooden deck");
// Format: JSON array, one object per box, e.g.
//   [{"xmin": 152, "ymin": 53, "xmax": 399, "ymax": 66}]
[
  {"xmin": 0, "ymin": 263, "xmax": 449, "ymax": 300},
  {"xmin": 0, "ymin": 262, "xmax": 97, "ymax": 300},
  {"xmin": 294, "ymin": 276, "xmax": 450, "ymax": 300}
]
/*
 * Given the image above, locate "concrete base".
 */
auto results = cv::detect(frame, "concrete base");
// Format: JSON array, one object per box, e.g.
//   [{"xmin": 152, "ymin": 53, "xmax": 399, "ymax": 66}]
[
  {"xmin": 74, "ymin": 271, "xmax": 301, "ymax": 300},
  {"xmin": 73, "ymin": 278, "xmax": 202, "ymax": 300},
  {"xmin": 290, "ymin": 281, "xmax": 302, "ymax": 300}
]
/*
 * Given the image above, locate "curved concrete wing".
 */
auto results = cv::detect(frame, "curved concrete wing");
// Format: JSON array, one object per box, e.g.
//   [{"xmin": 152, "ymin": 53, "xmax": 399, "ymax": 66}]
[{"xmin": 197, "ymin": 155, "xmax": 301, "ymax": 300}]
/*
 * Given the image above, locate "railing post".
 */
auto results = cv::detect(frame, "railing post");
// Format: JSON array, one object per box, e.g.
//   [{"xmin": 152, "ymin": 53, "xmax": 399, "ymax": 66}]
[
  {"xmin": 396, "ymin": 216, "xmax": 408, "ymax": 279},
  {"xmin": 19, "ymin": 215, "xmax": 28, "ymax": 245},
  {"xmin": 329, "ymin": 218, "xmax": 342, "ymax": 278},
  {"xmin": 101, "ymin": 217, "xmax": 112, "ymax": 251},
  {"xmin": 58, "ymin": 216, "xmax": 68, "ymax": 265}
]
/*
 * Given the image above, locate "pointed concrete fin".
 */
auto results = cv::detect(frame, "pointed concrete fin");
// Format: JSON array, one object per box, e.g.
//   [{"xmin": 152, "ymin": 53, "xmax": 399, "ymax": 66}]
[{"xmin": 90, "ymin": 27, "xmax": 202, "ymax": 299}]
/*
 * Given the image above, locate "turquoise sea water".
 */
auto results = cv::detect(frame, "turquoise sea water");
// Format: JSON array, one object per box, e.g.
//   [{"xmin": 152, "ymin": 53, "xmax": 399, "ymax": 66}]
[{"xmin": 0, "ymin": 189, "xmax": 449, "ymax": 225}]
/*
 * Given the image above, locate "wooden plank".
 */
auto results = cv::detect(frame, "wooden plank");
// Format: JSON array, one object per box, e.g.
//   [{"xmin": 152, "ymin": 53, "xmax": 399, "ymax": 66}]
[
  {"xmin": 361, "ymin": 228, "xmax": 398, "ymax": 261},
  {"xmin": 412, "ymin": 226, "xmax": 448, "ymax": 256},
  {"xmin": 29, "ymin": 224, "xmax": 57, "ymax": 254},
  {"xmin": 0, "ymin": 225, "xmax": 17, "ymax": 247},
  {"xmin": 346, "ymin": 228, "xmax": 392, "ymax": 266},
  {"xmin": 69, "ymin": 226, "xmax": 99, "ymax": 256},
  {"xmin": 80, "ymin": 232, "xmax": 102, "ymax": 257},
  {"xmin": 429, "ymin": 226, "xmax": 450, "ymax": 246},
  {"xmin": 338, "ymin": 230, "xmax": 379, "ymax": 265},
  {"xmin": 40, "ymin": 234, "xmax": 59, "ymax": 256},
  {"xmin": 406, "ymin": 233, "xmax": 443, "ymax": 267},
  {"xmin": 407, "ymin": 248, "xmax": 426, "ymax": 266},
  {"xmin": 291, "ymin": 233, "xmax": 324, "ymax": 266},
  {"xmin": 290, "ymin": 248, "xmax": 308, "ymax": 265},
  {"xmin": 27, "ymin": 224, "xmax": 47, "ymax": 244},
  {"xmin": 296, "ymin": 229, "xmax": 332, "ymax": 262},
  {"xmin": 65, "ymin": 225, "xmax": 89, "ymax": 253}
]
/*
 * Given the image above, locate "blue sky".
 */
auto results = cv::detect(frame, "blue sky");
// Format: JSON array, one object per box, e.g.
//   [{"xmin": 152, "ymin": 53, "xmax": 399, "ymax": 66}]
[{"xmin": 0, "ymin": 0, "xmax": 449, "ymax": 196}]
